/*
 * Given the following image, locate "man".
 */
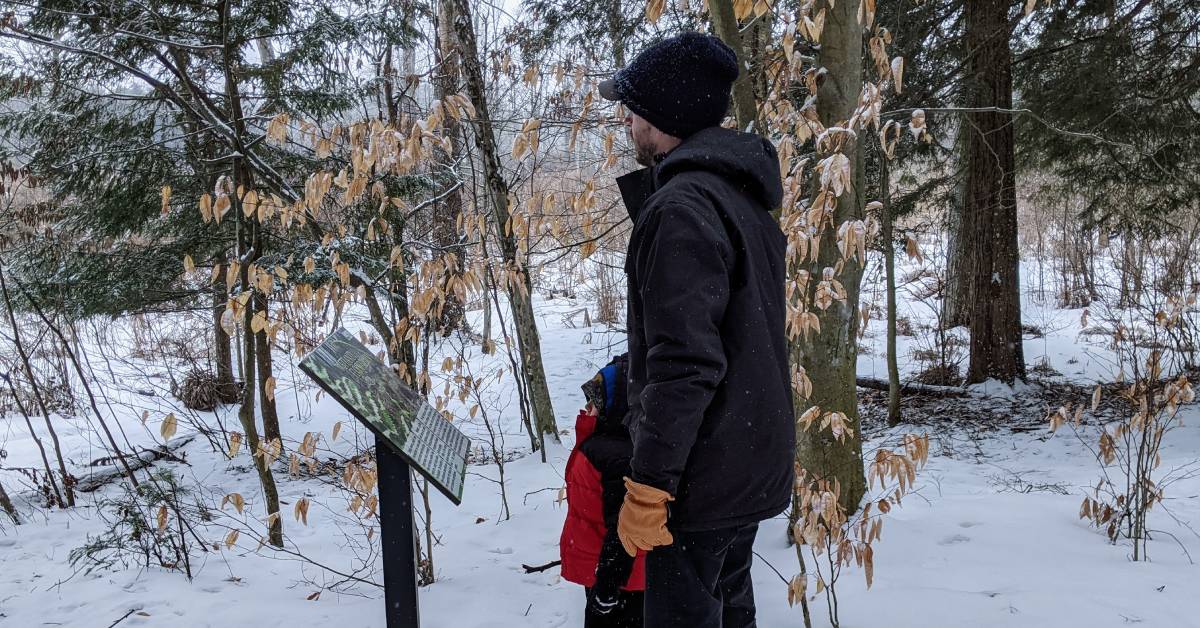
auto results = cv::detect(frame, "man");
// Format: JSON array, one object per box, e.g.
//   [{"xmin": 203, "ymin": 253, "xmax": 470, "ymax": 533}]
[{"xmin": 600, "ymin": 32, "xmax": 795, "ymax": 627}]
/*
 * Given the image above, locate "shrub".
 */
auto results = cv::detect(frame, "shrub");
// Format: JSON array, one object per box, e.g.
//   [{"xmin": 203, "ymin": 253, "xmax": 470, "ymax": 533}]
[{"xmin": 71, "ymin": 470, "xmax": 206, "ymax": 578}]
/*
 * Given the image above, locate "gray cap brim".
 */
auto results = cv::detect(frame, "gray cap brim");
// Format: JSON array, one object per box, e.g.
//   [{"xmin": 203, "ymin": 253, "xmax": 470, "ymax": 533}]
[{"xmin": 598, "ymin": 77, "xmax": 621, "ymax": 101}]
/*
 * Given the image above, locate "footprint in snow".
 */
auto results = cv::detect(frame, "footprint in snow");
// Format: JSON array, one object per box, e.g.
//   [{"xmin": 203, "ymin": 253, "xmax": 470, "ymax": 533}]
[{"xmin": 939, "ymin": 534, "xmax": 971, "ymax": 546}]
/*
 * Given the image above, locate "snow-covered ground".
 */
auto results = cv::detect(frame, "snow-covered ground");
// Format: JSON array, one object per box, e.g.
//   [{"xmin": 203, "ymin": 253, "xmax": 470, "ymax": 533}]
[{"xmin": 3, "ymin": 262, "xmax": 1199, "ymax": 627}]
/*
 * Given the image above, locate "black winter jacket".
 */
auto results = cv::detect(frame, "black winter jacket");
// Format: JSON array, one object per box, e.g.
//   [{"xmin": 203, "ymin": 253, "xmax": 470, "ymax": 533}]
[{"xmin": 619, "ymin": 126, "xmax": 795, "ymax": 532}]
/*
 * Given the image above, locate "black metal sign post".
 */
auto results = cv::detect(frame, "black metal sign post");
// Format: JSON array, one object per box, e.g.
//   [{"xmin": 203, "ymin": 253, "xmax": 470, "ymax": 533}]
[
  {"xmin": 376, "ymin": 438, "xmax": 420, "ymax": 628},
  {"xmin": 297, "ymin": 328, "xmax": 470, "ymax": 628}
]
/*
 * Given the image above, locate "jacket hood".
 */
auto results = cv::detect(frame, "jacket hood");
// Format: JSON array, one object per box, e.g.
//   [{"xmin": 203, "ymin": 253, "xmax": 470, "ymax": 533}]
[{"xmin": 656, "ymin": 127, "xmax": 784, "ymax": 210}]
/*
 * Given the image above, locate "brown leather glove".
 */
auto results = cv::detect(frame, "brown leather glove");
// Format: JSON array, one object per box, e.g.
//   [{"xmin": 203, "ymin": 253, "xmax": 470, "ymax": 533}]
[{"xmin": 617, "ymin": 477, "xmax": 674, "ymax": 557}]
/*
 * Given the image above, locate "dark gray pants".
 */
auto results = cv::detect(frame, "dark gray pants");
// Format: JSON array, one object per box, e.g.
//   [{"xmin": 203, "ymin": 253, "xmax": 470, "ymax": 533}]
[{"xmin": 644, "ymin": 522, "xmax": 759, "ymax": 628}]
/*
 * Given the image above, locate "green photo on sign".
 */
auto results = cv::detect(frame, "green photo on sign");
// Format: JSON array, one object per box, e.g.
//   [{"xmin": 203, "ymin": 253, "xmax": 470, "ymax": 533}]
[{"xmin": 298, "ymin": 328, "xmax": 470, "ymax": 504}]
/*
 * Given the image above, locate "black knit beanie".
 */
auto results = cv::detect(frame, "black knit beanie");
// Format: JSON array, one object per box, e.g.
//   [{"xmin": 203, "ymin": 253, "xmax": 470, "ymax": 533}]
[{"xmin": 599, "ymin": 32, "xmax": 738, "ymax": 139}]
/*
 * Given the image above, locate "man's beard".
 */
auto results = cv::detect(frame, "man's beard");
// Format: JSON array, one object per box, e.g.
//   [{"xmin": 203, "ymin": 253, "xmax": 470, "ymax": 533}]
[{"xmin": 633, "ymin": 135, "xmax": 659, "ymax": 167}]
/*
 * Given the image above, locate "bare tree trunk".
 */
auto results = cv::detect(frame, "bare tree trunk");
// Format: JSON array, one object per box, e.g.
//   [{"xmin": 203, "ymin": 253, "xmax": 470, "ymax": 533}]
[
  {"xmin": 964, "ymin": 0, "xmax": 1025, "ymax": 384},
  {"xmin": 608, "ymin": 0, "xmax": 626, "ymax": 67},
  {"xmin": 881, "ymin": 155, "xmax": 901, "ymax": 426},
  {"xmin": 943, "ymin": 125, "xmax": 972, "ymax": 328},
  {"xmin": 1133, "ymin": 232, "xmax": 1145, "ymax": 299},
  {"xmin": 236, "ymin": 274, "xmax": 283, "ymax": 547},
  {"xmin": 452, "ymin": 0, "xmax": 558, "ymax": 439},
  {"xmin": 255, "ymin": 294, "xmax": 281, "ymax": 444},
  {"xmin": 250, "ymin": 15, "xmax": 282, "ymax": 444},
  {"xmin": 222, "ymin": 0, "xmax": 282, "ymax": 547},
  {"xmin": 370, "ymin": 34, "xmax": 419, "ymax": 376},
  {"xmin": 1077, "ymin": 225, "xmax": 1096, "ymax": 306},
  {"xmin": 746, "ymin": 8, "xmax": 774, "ymax": 118},
  {"xmin": 363, "ymin": 283, "xmax": 400, "ymax": 362},
  {"xmin": 0, "ymin": 265, "xmax": 74, "ymax": 507},
  {"xmin": 419, "ymin": 475, "xmax": 436, "ymax": 584},
  {"xmin": 180, "ymin": 55, "xmax": 235, "ymax": 396},
  {"xmin": 1036, "ymin": 223, "xmax": 1046, "ymax": 302},
  {"xmin": 484, "ymin": 252, "xmax": 541, "ymax": 455},
  {"xmin": 375, "ymin": 34, "xmax": 413, "ymax": 356},
  {"xmin": 416, "ymin": 329, "xmax": 438, "ymax": 583},
  {"xmin": 1062, "ymin": 206, "xmax": 1073, "ymax": 306},
  {"xmin": 389, "ymin": 218, "xmax": 419, "ymax": 371},
  {"xmin": 792, "ymin": 0, "xmax": 867, "ymax": 515},
  {"xmin": 707, "ymin": 0, "xmax": 760, "ymax": 131},
  {"xmin": 481, "ymin": 264, "xmax": 493, "ymax": 345},
  {"xmin": 432, "ymin": 0, "xmax": 467, "ymax": 336},
  {"xmin": 1085, "ymin": 229, "xmax": 1099, "ymax": 303},
  {"xmin": 213, "ymin": 264, "xmax": 239, "ymax": 402}
]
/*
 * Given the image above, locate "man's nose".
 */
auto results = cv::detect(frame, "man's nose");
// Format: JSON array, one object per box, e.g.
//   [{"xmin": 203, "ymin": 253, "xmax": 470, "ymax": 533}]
[{"xmin": 623, "ymin": 114, "xmax": 633, "ymax": 128}]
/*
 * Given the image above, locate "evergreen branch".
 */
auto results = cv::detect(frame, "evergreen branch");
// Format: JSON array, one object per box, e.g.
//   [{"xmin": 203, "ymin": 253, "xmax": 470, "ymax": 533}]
[
  {"xmin": 114, "ymin": 28, "xmax": 223, "ymax": 53},
  {"xmin": 52, "ymin": 130, "xmax": 208, "ymax": 171},
  {"xmin": 880, "ymin": 106, "xmax": 1129, "ymax": 147}
]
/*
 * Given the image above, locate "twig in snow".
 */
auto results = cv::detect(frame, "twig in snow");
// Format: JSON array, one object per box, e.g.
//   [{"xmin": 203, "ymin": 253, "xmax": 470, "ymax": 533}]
[
  {"xmin": 1147, "ymin": 528, "xmax": 1194, "ymax": 565},
  {"xmin": 521, "ymin": 560, "xmax": 560, "ymax": 574},
  {"xmin": 106, "ymin": 608, "xmax": 141, "ymax": 628},
  {"xmin": 522, "ymin": 487, "xmax": 559, "ymax": 505},
  {"xmin": 752, "ymin": 551, "xmax": 790, "ymax": 586}
]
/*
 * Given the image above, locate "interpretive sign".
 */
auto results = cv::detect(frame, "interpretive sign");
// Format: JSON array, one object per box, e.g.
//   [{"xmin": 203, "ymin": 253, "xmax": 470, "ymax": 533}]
[
  {"xmin": 299, "ymin": 328, "xmax": 472, "ymax": 628},
  {"xmin": 298, "ymin": 327, "xmax": 469, "ymax": 504}
]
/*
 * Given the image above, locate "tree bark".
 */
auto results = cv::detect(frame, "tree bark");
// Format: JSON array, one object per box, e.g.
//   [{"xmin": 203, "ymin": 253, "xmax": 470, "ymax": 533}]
[
  {"xmin": 942, "ymin": 123, "xmax": 973, "ymax": 328},
  {"xmin": 382, "ymin": 212, "xmax": 419, "ymax": 372},
  {"xmin": 481, "ymin": 262, "xmax": 493, "ymax": 345},
  {"xmin": 792, "ymin": 0, "xmax": 867, "ymax": 515},
  {"xmin": 213, "ymin": 264, "xmax": 239, "ymax": 402},
  {"xmin": 881, "ymin": 155, "xmax": 901, "ymax": 426},
  {"xmin": 451, "ymin": 0, "xmax": 558, "ymax": 439},
  {"xmin": 608, "ymin": 0, "xmax": 626, "ymax": 68},
  {"xmin": 707, "ymin": 0, "xmax": 760, "ymax": 131},
  {"xmin": 255, "ymin": 292, "xmax": 281, "ymax": 444},
  {"xmin": 964, "ymin": 0, "xmax": 1025, "ymax": 384},
  {"xmin": 1119, "ymin": 229, "xmax": 1140, "ymax": 308},
  {"xmin": 432, "ymin": 0, "xmax": 467, "ymax": 336}
]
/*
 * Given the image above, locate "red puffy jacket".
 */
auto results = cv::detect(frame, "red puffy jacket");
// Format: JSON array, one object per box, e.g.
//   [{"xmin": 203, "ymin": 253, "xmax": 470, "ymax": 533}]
[{"xmin": 559, "ymin": 411, "xmax": 646, "ymax": 590}]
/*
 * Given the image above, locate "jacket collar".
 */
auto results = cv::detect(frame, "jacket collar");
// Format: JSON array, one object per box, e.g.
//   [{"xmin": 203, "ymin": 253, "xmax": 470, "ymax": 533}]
[{"xmin": 616, "ymin": 166, "xmax": 656, "ymax": 222}]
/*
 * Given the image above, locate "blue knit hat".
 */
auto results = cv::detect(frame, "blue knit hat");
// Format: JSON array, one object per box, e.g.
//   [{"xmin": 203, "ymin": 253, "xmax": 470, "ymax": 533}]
[{"xmin": 599, "ymin": 32, "xmax": 739, "ymax": 138}]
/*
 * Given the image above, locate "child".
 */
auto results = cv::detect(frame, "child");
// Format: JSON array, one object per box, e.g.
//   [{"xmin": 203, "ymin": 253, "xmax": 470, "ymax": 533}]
[{"xmin": 560, "ymin": 354, "xmax": 645, "ymax": 627}]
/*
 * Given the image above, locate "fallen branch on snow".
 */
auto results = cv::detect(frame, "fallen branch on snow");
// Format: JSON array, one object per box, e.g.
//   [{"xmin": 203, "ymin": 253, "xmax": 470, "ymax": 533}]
[
  {"xmin": 76, "ymin": 435, "xmax": 198, "ymax": 493},
  {"xmin": 855, "ymin": 377, "xmax": 968, "ymax": 397}
]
